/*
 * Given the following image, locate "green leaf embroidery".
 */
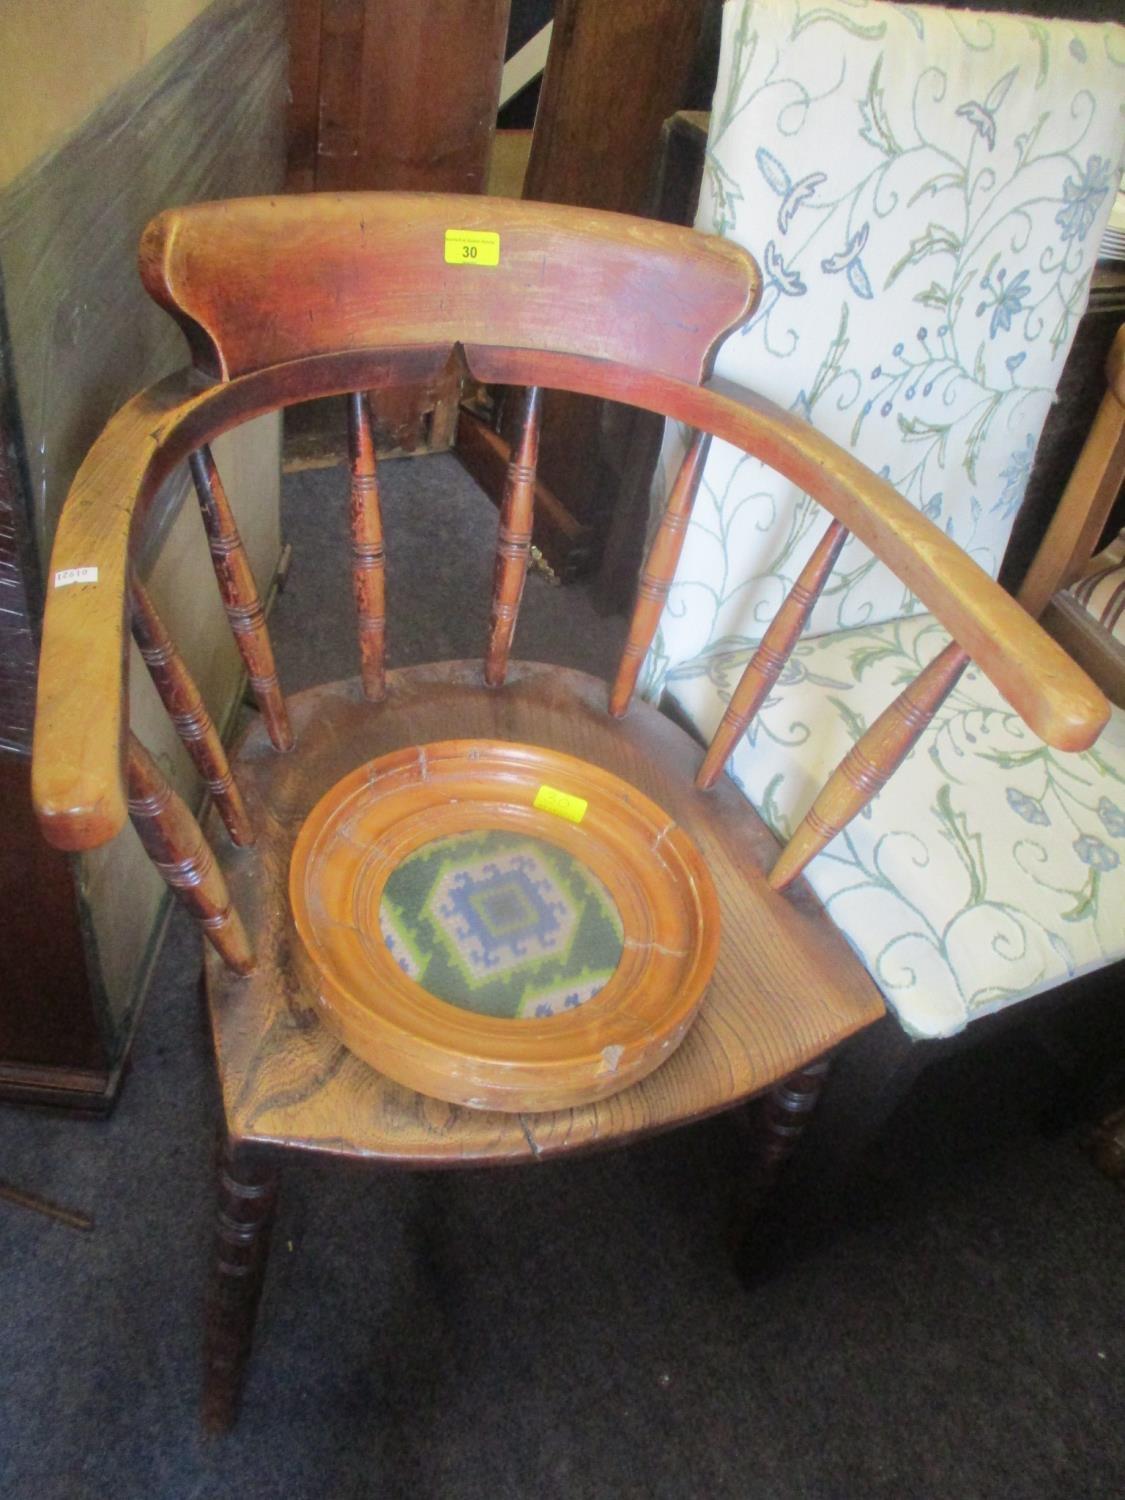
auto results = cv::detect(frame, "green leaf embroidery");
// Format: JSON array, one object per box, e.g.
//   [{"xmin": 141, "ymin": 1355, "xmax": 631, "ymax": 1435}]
[
  {"xmin": 792, "ymin": 7, "xmax": 888, "ymax": 42},
  {"xmin": 897, "ymin": 414, "xmax": 951, "ymax": 465},
  {"xmin": 858, "ymin": 57, "xmax": 900, "ymax": 157},
  {"xmin": 1060, "ymin": 869, "xmax": 1098, "ymax": 923},
  {"xmin": 760, "ymin": 774, "xmax": 792, "ymax": 841},
  {"xmin": 827, "ymin": 694, "xmax": 868, "ymax": 743},
  {"xmin": 887, "ymin": 223, "xmax": 961, "ymax": 287},
  {"xmin": 934, "ymin": 783, "xmax": 987, "ymax": 904},
  {"xmin": 914, "ymin": 281, "xmax": 951, "ymax": 311}
]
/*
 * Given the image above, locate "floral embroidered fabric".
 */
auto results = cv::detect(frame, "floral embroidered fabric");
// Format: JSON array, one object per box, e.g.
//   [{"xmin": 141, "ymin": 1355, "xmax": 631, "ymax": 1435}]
[
  {"xmin": 644, "ymin": 0, "xmax": 1125, "ymax": 1036},
  {"xmin": 646, "ymin": 0, "xmax": 1125, "ymax": 690},
  {"xmin": 673, "ymin": 615, "xmax": 1125, "ymax": 1038}
]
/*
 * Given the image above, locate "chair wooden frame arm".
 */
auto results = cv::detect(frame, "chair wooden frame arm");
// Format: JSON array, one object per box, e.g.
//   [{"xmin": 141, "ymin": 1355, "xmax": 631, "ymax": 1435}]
[
  {"xmin": 33, "ymin": 347, "xmax": 1110, "ymax": 853},
  {"xmin": 1018, "ymin": 324, "xmax": 1125, "ymax": 617}
]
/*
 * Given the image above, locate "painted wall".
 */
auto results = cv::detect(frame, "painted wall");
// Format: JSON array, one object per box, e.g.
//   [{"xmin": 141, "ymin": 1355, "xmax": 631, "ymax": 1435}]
[
  {"xmin": 0, "ymin": 0, "xmax": 287, "ymax": 1054},
  {"xmin": 0, "ymin": 0, "xmax": 217, "ymax": 189}
]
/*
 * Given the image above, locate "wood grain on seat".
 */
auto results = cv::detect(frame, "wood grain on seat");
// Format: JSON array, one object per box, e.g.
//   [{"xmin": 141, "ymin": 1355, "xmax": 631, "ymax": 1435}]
[{"xmin": 206, "ymin": 662, "xmax": 884, "ymax": 1165}]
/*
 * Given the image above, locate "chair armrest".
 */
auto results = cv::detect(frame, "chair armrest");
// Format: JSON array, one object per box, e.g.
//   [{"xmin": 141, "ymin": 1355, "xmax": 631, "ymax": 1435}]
[
  {"xmin": 32, "ymin": 347, "xmax": 1112, "ymax": 855},
  {"xmin": 31, "ymin": 373, "xmax": 204, "ymax": 850},
  {"xmin": 698, "ymin": 374, "xmax": 1111, "ymax": 753}
]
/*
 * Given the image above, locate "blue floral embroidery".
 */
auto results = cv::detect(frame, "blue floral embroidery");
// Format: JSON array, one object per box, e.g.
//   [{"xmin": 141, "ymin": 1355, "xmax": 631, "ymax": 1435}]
[
  {"xmin": 976, "ymin": 267, "xmax": 1031, "ymax": 339},
  {"xmin": 821, "ymin": 223, "xmax": 873, "ymax": 300},
  {"xmin": 992, "ymin": 434, "xmax": 1036, "ymax": 518},
  {"xmin": 956, "ymin": 101, "xmax": 997, "ymax": 151},
  {"xmin": 1073, "ymin": 834, "xmax": 1119, "ymax": 872},
  {"xmin": 1097, "ymin": 798, "xmax": 1125, "ymax": 838},
  {"xmin": 755, "ymin": 147, "xmax": 826, "ymax": 234},
  {"xmin": 1056, "ymin": 156, "xmax": 1114, "ymax": 243},
  {"xmin": 763, "ymin": 240, "xmax": 807, "ymax": 296},
  {"xmin": 1007, "ymin": 787, "xmax": 1050, "ymax": 826}
]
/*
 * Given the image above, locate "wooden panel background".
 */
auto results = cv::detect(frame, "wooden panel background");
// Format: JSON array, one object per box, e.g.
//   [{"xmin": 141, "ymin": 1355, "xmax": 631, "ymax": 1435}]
[
  {"xmin": 508, "ymin": 0, "xmax": 716, "ymax": 576},
  {"xmin": 285, "ymin": 0, "xmax": 511, "ymax": 455}
]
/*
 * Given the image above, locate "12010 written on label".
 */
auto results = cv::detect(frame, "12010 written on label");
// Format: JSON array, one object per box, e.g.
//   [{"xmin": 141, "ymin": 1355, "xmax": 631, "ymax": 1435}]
[{"xmin": 444, "ymin": 229, "xmax": 500, "ymax": 267}]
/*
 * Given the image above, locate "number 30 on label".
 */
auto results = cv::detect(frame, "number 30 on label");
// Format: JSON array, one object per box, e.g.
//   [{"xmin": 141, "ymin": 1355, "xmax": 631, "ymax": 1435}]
[{"xmin": 444, "ymin": 229, "xmax": 500, "ymax": 267}]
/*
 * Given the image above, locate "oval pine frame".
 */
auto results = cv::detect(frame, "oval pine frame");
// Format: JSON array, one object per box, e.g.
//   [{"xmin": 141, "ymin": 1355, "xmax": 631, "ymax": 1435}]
[{"xmin": 289, "ymin": 740, "xmax": 721, "ymax": 1112}]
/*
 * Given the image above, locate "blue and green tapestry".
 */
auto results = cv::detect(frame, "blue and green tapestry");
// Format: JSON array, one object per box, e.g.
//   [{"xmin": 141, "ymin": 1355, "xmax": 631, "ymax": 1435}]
[{"xmin": 378, "ymin": 830, "xmax": 624, "ymax": 1019}]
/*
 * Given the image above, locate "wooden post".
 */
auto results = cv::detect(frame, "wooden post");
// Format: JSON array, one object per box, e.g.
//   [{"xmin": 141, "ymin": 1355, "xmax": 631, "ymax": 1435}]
[
  {"xmin": 346, "ymin": 393, "xmax": 388, "ymax": 701},
  {"xmin": 696, "ymin": 519, "xmax": 849, "ymax": 788},
  {"xmin": 609, "ymin": 430, "xmax": 711, "ymax": 717},
  {"xmin": 769, "ymin": 642, "xmax": 970, "ymax": 891},
  {"xmin": 188, "ymin": 446, "xmax": 294, "ymax": 752},
  {"xmin": 485, "ymin": 385, "xmax": 542, "ymax": 688},
  {"xmin": 126, "ymin": 734, "xmax": 254, "ymax": 974},
  {"xmin": 131, "ymin": 580, "xmax": 255, "ymax": 846}
]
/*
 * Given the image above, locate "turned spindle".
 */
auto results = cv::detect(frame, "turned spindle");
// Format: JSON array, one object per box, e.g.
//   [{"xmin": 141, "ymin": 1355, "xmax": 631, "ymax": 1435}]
[
  {"xmin": 188, "ymin": 446, "xmax": 293, "ymax": 751},
  {"xmin": 769, "ymin": 642, "xmax": 970, "ymax": 891},
  {"xmin": 346, "ymin": 393, "xmax": 388, "ymax": 701},
  {"xmin": 609, "ymin": 430, "xmax": 711, "ymax": 717},
  {"xmin": 131, "ymin": 580, "xmax": 254, "ymax": 846},
  {"xmin": 697, "ymin": 519, "xmax": 849, "ymax": 788},
  {"xmin": 126, "ymin": 734, "xmax": 254, "ymax": 973},
  {"xmin": 485, "ymin": 386, "xmax": 542, "ymax": 688}
]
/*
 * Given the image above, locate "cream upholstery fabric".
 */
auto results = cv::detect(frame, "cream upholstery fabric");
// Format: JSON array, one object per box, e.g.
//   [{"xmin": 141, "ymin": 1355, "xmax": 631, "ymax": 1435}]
[
  {"xmin": 646, "ymin": 0, "xmax": 1125, "ymax": 693},
  {"xmin": 670, "ymin": 615, "xmax": 1125, "ymax": 1038},
  {"xmin": 646, "ymin": 0, "xmax": 1125, "ymax": 1035}
]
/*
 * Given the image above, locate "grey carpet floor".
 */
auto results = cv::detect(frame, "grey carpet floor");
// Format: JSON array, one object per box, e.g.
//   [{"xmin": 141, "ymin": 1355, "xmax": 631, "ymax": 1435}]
[{"xmin": 2, "ymin": 452, "xmax": 1124, "ymax": 1500}]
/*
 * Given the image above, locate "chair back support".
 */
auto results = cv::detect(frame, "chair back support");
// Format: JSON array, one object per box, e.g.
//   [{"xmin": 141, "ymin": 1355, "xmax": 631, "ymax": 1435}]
[
  {"xmin": 31, "ymin": 195, "xmax": 1111, "ymax": 979},
  {"xmin": 140, "ymin": 193, "xmax": 760, "ymax": 385}
]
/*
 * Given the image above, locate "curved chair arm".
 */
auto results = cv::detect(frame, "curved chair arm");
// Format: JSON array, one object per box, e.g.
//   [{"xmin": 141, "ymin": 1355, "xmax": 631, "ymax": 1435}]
[{"xmin": 32, "ymin": 348, "xmax": 1111, "ymax": 852}]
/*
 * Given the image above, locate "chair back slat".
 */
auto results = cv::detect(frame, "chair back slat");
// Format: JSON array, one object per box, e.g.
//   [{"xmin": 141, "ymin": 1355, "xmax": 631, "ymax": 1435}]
[
  {"xmin": 696, "ymin": 518, "xmax": 850, "ymax": 789},
  {"xmin": 346, "ymin": 394, "xmax": 388, "ymax": 701},
  {"xmin": 609, "ymin": 430, "xmax": 711, "ymax": 718},
  {"xmin": 125, "ymin": 733, "xmax": 254, "ymax": 973},
  {"xmin": 131, "ymin": 580, "xmax": 254, "ymax": 847},
  {"xmin": 485, "ymin": 385, "xmax": 542, "ymax": 689},
  {"xmin": 768, "ymin": 642, "xmax": 970, "ymax": 892},
  {"xmin": 188, "ymin": 446, "xmax": 293, "ymax": 752}
]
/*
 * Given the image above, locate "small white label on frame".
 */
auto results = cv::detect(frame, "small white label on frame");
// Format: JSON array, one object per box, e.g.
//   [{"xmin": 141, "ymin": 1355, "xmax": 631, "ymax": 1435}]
[{"xmin": 54, "ymin": 566, "xmax": 99, "ymax": 588}]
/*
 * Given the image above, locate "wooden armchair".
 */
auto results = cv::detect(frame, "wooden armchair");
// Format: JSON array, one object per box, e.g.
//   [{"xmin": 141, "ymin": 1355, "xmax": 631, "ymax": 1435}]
[
  {"xmin": 31, "ymin": 194, "xmax": 1107, "ymax": 1428},
  {"xmin": 1021, "ymin": 326, "xmax": 1125, "ymax": 709}
]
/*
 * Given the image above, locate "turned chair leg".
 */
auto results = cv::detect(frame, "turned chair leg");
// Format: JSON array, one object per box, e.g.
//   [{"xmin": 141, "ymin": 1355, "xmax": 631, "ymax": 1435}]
[
  {"xmin": 756, "ymin": 1058, "xmax": 833, "ymax": 1191},
  {"xmin": 732, "ymin": 1057, "xmax": 832, "ymax": 1284},
  {"xmin": 201, "ymin": 1134, "xmax": 280, "ymax": 1433}
]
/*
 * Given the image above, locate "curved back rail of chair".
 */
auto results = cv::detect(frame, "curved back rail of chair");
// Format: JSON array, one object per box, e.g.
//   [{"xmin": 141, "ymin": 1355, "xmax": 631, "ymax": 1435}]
[{"xmin": 31, "ymin": 194, "xmax": 1111, "ymax": 975}]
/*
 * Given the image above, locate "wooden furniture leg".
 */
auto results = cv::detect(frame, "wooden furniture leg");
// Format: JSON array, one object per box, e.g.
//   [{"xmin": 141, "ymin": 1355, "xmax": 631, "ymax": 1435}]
[
  {"xmin": 202, "ymin": 1134, "xmax": 280, "ymax": 1433},
  {"xmin": 732, "ymin": 1057, "xmax": 832, "ymax": 1283}
]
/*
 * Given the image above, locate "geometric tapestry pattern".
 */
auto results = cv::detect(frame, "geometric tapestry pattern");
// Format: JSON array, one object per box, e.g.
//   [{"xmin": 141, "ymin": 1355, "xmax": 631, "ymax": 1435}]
[{"xmin": 379, "ymin": 830, "xmax": 624, "ymax": 1019}]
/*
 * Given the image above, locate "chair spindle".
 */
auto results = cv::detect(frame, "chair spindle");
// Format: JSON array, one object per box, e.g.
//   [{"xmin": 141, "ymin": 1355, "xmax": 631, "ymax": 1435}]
[
  {"xmin": 768, "ymin": 641, "xmax": 970, "ymax": 892},
  {"xmin": 696, "ymin": 518, "xmax": 850, "ymax": 789},
  {"xmin": 485, "ymin": 385, "xmax": 542, "ymax": 688},
  {"xmin": 609, "ymin": 430, "xmax": 711, "ymax": 718},
  {"xmin": 126, "ymin": 733, "xmax": 254, "ymax": 974},
  {"xmin": 346, "ymin": 393, "xmax": 387, "ymax": 701},
  {"xmin": 131, "ymin": 580, "xmax": 255, "ymax": 847},
  {"xmin": 188, "ymin": 446, "xmax": 294, "ymax": 752}
]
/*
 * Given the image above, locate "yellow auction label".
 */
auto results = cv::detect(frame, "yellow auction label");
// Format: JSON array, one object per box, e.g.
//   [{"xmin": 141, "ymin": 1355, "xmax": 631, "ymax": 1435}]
[
  {"xmin": 533, "ymin": 784, "xmax": 588, "ymax": 824},
  {"xmin": 444, "ymin": 229, "xmax": 500, "ymax": 266}
]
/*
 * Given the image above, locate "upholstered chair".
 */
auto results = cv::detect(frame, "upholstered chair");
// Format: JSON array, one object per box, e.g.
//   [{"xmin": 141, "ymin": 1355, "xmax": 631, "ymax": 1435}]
[{"xmin": 647, "ymin": 1, "xmax": 1125, "ymax": 1090}]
